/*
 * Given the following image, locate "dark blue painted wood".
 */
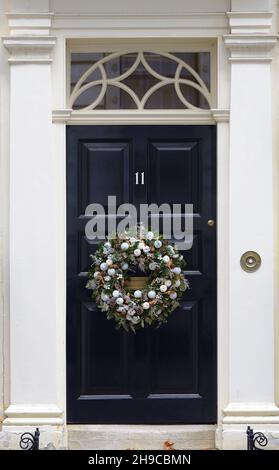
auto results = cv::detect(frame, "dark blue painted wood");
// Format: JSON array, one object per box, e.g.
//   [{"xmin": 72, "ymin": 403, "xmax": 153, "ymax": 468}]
[{"xmin": 67, "ymin": 125, "xmax": 217, "ymax": 424}]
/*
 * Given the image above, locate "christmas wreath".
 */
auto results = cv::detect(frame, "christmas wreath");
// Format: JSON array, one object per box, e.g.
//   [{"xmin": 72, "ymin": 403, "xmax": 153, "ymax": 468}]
[{"xmin": 86, "ymin": 231, "xmax": 188, "ymax": 332}]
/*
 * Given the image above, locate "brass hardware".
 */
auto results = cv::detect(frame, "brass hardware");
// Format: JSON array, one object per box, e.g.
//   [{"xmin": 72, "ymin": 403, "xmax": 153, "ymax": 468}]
[
  {"xmin": 207, "ymin": 219, "xmax": 215, "ymax": 227},
  {"xmin": 126, "ymin": 276, "xmax": 148, "ymax": 290},
  {"xmin": 240, "ymin": 251, "xmax": 261, "ymax": 273}
]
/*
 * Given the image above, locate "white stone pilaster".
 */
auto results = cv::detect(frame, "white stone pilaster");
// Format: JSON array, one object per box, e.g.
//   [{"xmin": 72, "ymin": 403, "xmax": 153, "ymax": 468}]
[
  {"xmin": 220, "ymin": 9, "xmax": 279, "ymax": 449},
  {"xmin": 1, "ymin": 12, "xmax": 65, "ymax": 447}
]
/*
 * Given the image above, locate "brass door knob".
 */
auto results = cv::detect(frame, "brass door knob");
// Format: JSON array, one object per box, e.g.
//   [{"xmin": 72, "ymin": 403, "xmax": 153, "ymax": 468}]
[{"xmin": 207, "ymin": 219, "xmax": 215, "ymax": 227}]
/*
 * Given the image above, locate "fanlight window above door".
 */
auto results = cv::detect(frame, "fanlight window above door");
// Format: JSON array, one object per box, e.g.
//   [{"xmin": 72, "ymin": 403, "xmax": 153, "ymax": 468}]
[{"xmin": 69, "ymin": 51, "xmax": 212, "ymax": 111}]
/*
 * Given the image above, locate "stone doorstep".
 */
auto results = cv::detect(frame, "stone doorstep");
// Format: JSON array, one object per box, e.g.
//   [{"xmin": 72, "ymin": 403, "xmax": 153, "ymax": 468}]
[{"xmin": 67, "ymin": 425, "xmax": 217, "ymax": 450}]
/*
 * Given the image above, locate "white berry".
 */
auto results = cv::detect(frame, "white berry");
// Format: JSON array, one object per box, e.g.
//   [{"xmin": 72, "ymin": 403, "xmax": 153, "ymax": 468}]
[
  {"xmin": 121, "ymin": 242, "xmax": 129, "ymax": 251},
  {"xmin": 173, "ymin": 267, "xmax": 181, "ymax": 274},
  {"xmin": 148, "ymin": 290, "xmax": 156, "ymax": 299}
]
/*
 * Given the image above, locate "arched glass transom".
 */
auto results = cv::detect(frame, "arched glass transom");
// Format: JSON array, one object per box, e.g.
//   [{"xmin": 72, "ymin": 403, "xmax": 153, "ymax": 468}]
[{"xmin": 69, "ymin": 51, "xmax": 212, "ymax": 111}]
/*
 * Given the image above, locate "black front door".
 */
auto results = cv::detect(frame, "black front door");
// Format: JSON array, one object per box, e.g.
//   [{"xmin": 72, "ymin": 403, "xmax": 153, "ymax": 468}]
[{"xmin": 67, "ymin": 125, "xmax": 216, "ymax": 424}]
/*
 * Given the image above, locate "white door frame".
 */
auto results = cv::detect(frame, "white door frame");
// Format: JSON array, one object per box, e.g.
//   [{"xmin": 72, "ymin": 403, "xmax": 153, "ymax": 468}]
[{"xmin": 1, "ymin": 3, "xmax": 278, "ymax": 449}]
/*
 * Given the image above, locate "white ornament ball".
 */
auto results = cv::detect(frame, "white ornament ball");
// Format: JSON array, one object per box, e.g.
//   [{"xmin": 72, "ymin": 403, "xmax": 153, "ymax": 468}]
[
  {"xmin": 170, "ymin": 292, "xmax": 177, "ymax": 300},
  {"xmin": 148, "ymin": 290, "xmax": 156, "ymax": 299},
  {"xmin": 93, "ymin": 271, "xmax": 100, "ymax": 279},
  {"xmin": 143, "ymin": 246, "xmax": 150, "ymax": 253},
  {"xmin": 154, "ymin": 240, "xmax": 162, "ymax": 249},
  {"xmin": 160, "ymin": 285, "xmax": 168, "ymax": 293},
  {"xmin": 121, "ymin": 242, "xmax": 129, "ymax": 251},
  {"xmin": 134, "ymin": 248, "xmax": 141, "ymax": 257},
  {"xmin": 173, "ymin": 267, "xmax": 181, "ymax": 275},
  {"xmin": 138, "ymin": 242, "xmax": 145, "ymax": 249},
  {"xmin": 112, "ymin": 290, "xmax": 120, "ymax": 298},
  {"xmin": 165, "ymin": 280, "xmax": 172, "ymax": 287},
  {"xmin": 116, "ymin": 297, "xmax": 124, "ymax": 305},
  {"xmin": 121, "ymin": 263, "xmax": 129, "ymax": 270},
  {"xmin": 104, "ymin": 242, "xmax": 111, "ymax": 248},
  {"xmin": 146, "ymin": 231, "xmax": 154, "ymax": 240},
  {"xmin": 134, "ymin": 290, "xmax": 142, "ymax": 298},
  {"xmin": 130, "ymin": 237, "xmax": 136, "ymax": 245},
  {"xmin": 163, "ymin": 255, "xmax": 170, "ymax": 263},
  {"xmin": 106, "ymin": 258, "xmax": 113, "ymax": 266},
  {"xmin": 107, "ymin": 268, "xmax": 115, "ymax": 276},
  {"xmin": 100, "ymin": 262, "xmax": 108, "ymax": 271},
  {"xmin": 149, "ymin": 262, "xmax": 156, "ymax": 271},
  {"xmin": 104, "ymin": 276, "xmax": 111, "ymax": 282},
  {"xmin": 142, "ymin": 302, "xmax": 150, "ymax": 310},
  {"xmin": 175, "ymin": 280, "xmax": 181, "ymax": 287}
]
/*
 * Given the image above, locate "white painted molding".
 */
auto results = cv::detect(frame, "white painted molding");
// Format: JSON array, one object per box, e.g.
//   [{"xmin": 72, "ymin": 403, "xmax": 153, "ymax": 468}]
[
  {"xmin": 2, "ymin": 36, "xmax": 56, "ymax": 64},
  {"xmin": 52, "ymin": 109, "xmax": 229, "ymax": 125},
  {"xmin": 227, "ymin": 11, "xmax": 273, "ymax": 34},
  {"xmin": 211, "ymin": 109, "xmax": 230, "ymax": 123},
  {"xmin": 224, "ymin": 34, "xmax": 278, "ymax": 63},
  {"xmin": 52, "ymin": 12, "xmax": 228, "ymax": 33},
  {"xmin": 3, "ymin": 404, "xmax": 64, "ymax": 426},
  {"xmin": 7, "ymin": 13, "xmax": 54, "ymax": 36},
  {"xmin": 223, "ymin": 403, "xmax": 279, "ymax": 424}
]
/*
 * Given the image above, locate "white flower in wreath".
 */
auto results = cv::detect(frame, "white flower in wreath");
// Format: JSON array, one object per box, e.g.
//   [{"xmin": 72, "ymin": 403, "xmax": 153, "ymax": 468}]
[
  {"xmin": 134, "ymin": 248, "xmax": 141, "ymax": 257},
  {"xmin": 112, "ymin": 290, "xmax": 120, "ymax": 298},
  {"xmin": 121, "ymin": 242, "xmax": 129, "ymax": 251},
  {"xmin": 154, "ymin": 240, "xmax": 162, "ymax": 249},
  {"xmin": 146, "ymin": 231, "xmax": 154, "ymax": 240},
  {"xmin": 172, "ymin": 267, "xmax": 181, "ymax": 275},
  {"xmin": 116, "ymin": 297, "xmax": 124, "ymax": 305},
  {"xmin": 129, "ymin": 237, "xmax": 136, "ymax": 245},
  {"xmin": 149, "ymin": 262, "xmax": 156, "ymax": 271},
  {"xmin": 163, "ymin": 255, "xmax": 170, "ymax": 263},
  {"xmin": 142, "ymin": 302, "xmax": 150, "ymax": 310},
  {"xmin": 160, "ymin": 285, "xmax": 168, "ymax": 293},
  {"xmin": 131, "ymin": 316, "xmax": 140, "ymax": 324},
  {"xmin": 148, "ymin": 290, "xmax": 156, "ymax": 299},
  {"xmin": 104, "ymin": 276, "xmax": 111, "ymax": 282},
  {"xmin": 165, "ymin": 280, "xmax": 172, "ymax": 287},
  {"xmin": 138, "ymin": 242, "xmax": 145, "ymax": 249},
  {"xmin": 101, "ymin": 293, "xmax": 110, "ymax": 302}
]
